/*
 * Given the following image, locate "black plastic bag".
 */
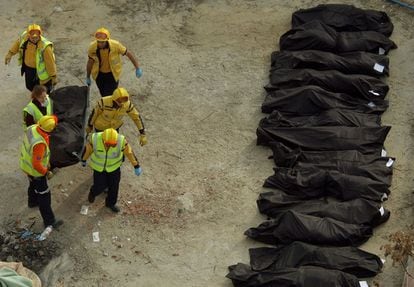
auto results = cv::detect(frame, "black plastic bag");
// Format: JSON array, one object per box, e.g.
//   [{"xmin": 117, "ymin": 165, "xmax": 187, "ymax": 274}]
[
  {"xmin": 292, "ymin": 4, "xmax": 393, "ymax": 36},
  {"xmin": 257, "ymin": 191, "xmax": 390, "ymax": 227},
  {"xmin": 262, "ymin": 85, "xmax": 388, "ymax": 115},
  {"xmin": 227, "ymin": 263, "xmax": 361, "ymax": 287},
  {"xmin": 266, "ymin": 68, "xmax": 389, "ymax": 100},
  {"xmin": 49, "ymin": 86, "xmax": 89, "ymax": 168},
  {"xmin": 269, "ymin": 141, "xmax": 389, "ymax": 166},
  {"xmin": 260, "ymin": 110, "xmax": 381, "ymax": 128},
  {"xmin": 245, "ymin": 210, "xmax": 373, "ymax": 246},
  {"xmin": 271, "ymin": 50, "xmax": 389, "ymax": 76},
  {"xmin": 249, "ymin": 242, "xmax": 383, "ymax": 277},
  {"xmin": 280, "ymin": 21, "xmax": 396, "ymax": 54},
  {"xmin": 256, "ymin": 125, "xmax": 391, "ymax": 153},
  {"xmin": 264, "ymin": 166, "xmax": 389, "ymax": 201}
]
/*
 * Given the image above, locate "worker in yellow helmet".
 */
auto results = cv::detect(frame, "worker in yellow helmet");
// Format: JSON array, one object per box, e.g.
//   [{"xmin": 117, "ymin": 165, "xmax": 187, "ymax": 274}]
[
  {"xmin": 19, "ymin": 115, "xmax": 63, "ymax": 228},
  {"xmin": 5, "ymin": 24, "xmax": 57, "ymax": 93},
  {"xmin": 86, "ymin": 27, "xmax": 142, "ymax": 97},
  {"xmin": 86, "ymin": 87, "xmax": 147, "ymax": 146},
  {"xmin": 23, "ymin": 85, "xmax": 53, "ymax": 130},
  {"xmin": 81, "ymin": 128, "xmax": 142, "ymax": 213}
]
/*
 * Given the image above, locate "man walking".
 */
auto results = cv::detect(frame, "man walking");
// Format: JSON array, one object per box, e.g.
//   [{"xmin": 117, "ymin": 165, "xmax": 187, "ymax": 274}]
[
  {"xmin": 81, "ymin": 128, "xmax": 142, "ymax": 213},
  {"xmin": 86, "ymin": 87, "xmax": 147, "ymax": 146},
  {"xmin": 19, "ymin": 115, "xmax": 63, "ymax": 228},
  {"xmin": 86, "ymin": 27, "xmax": 142, "ymax": 97},
  {"xmin": 5, "ymin": 24, "xmax": 57, "ymax": 93}
]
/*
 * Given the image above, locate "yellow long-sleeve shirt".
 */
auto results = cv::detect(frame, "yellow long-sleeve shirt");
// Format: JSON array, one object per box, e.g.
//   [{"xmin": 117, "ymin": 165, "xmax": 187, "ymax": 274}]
[
  {"xmin": 82, "ymin": 136, "xmax": 139, "ymax": 168},
  {"xmin": 8, "ymin": 38, "xmax": 57, "ymax": 84},
  {"xmin": 87, "ymin": 97, "xmax": 145, "ymax": 132}
]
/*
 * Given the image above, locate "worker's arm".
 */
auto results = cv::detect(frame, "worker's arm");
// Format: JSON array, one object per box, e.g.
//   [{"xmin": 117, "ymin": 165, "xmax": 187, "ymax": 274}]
[
  {"xmin": 125, "ymin": 50, "xmax": 139, "ymax": 69},
  {"xmin": 122, "ymin": 140, "xmax": 139, "ymax": 167},
  {"xmin": 43, "ymin": 46, "xmax": 57, "ymax": 84},
  {"xmin": 81, "ymin": 141, "xmax": 94, "ymax": 161},
  {"xmin": 32, "ymin": 143, "xmax": 48, "ymax": 175},
  {"xmin": 86, "ymin": 58, "xmax": 94, "ymax": 78},
  {"xmin": 86, "ymin": 43, "xmax": 97, "ymax": 78},
  {"xmin": 5, "ymin": 39, "xmax": 20, "ymax": 65},
  {"xmin": 127, "ymin": 104, "xmax": 145, "ymax": 133},
  {"xmin": 86, "ymin": 100, "xmax": 103, "ymax": 132},
  {"xmin": 8, "ymin": 39, "xmax": 20, "ymax": 55}
]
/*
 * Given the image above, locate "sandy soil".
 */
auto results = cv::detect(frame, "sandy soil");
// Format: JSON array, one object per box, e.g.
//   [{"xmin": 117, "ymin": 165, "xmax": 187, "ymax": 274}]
[{"xmin": 0, "ymin": 0, "xmax": 413, "ymax": 286}]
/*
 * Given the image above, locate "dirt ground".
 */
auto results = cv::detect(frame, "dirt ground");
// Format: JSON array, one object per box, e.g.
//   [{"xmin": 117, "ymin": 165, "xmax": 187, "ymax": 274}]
[{"xmin": 0, "ymin": 0, "xmax": 413, "ymax": 286}]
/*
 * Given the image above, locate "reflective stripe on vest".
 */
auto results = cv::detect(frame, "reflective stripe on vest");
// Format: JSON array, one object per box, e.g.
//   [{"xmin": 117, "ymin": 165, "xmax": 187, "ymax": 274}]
[
  {"xmin": 18, "ymin": 31, "xmax": 54, "ymax": 80},
  {"xmin": 23, "ymin": 100, "xmax": 53, "ymax": 129},
  {"xmin": 19, "ymin": 125, "xmax": 50, "ymax": 177},
  {"xmin": 89, "ymin": 132, "xmax": 125, "ymax": 172}
]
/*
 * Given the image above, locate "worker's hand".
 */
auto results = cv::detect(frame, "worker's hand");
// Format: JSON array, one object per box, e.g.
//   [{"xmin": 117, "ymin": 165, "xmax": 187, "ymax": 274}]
[
  {"xmin": 5, "ymin": 53, "xmax": 12, "ymax": 65},
  {"xmin": 81, "ymin": 160, "xmax": 87, "ymax": 167},
  {"xmin": 51, "ymin": 75, "xmax": 58, "ymax": 85},
  {"xmin": 135, "ymin": 67, "xmax": 143, "ymax": 78},
  {"xmin": 86, "ymin": 76, "xmax": 92, "ymax": 86},
  {"xmin": 46, "ymin": 171, "xmax": 54, "ymax": 180},
  {"xmin": 139, "ymin": 134, "xmax": 147, "ymax": 146},
  {"xmin": 134, "ymin": 166, "xmax": 142, "ymax": 176}
]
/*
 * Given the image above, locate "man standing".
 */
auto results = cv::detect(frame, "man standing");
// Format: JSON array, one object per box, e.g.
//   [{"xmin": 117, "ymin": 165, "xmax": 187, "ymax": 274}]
[
  {"xmin": 5, "ymin": 24, "xmax": 57, "ymax": 93},
  {"xmin": 86, "ymin": 87, "xmax": 147, "ymax": 146},
  {"xmin": 86, "ymin": 27, "xmax": 143, "ymax": 97},
  {"xmin": 23, "ymin": 85, "xmax": 52, "ymax": 130},
  {"xmin": 19, "ymin": 115, "xmax": 63, "ymax": 228},
  {"xmin": 81, "ymin": 128, "xmax": 142, "ymax": 213}
]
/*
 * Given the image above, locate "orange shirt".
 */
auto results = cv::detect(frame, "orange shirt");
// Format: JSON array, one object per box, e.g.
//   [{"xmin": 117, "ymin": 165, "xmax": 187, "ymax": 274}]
[{"xmin": 32, "ymin": 127, "xmax": 50, "ymax": 175}]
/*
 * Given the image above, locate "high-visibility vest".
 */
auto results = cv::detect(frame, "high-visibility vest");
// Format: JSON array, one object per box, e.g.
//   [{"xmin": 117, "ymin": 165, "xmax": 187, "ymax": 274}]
[
  {"xmin": 89, "ymin": 39, "xmax": 124, "ymax": 81},
  {"xmin": 23, "ymin": 99, "xmax": 53, "ymax": 129},
  {"xmin": 19, "ymin": 125, "xmax": 50, "ymax": 177},
  {"xmin": 89, "ymin": 132, "xmax": 125, "ymax": 172},
  {"xmin": 18, "ymin": 31, "xmax": 54, "ymax": 81}
]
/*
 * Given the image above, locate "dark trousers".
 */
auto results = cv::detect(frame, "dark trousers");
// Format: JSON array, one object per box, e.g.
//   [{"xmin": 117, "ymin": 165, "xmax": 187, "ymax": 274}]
[
  {"xmin": 23, "ymin": 66, "xmax": 53, "ymax": 93},
  {"xmin": 96, "ymin": 72, "xmax": 118, "ymax": 97},
  {"xmin": 91, "ymin": 168, "xmax": 121, "ymax": 206},
  {"xmin": 28, "ymin": 176, "xmax": 55, "ymax": 227}
]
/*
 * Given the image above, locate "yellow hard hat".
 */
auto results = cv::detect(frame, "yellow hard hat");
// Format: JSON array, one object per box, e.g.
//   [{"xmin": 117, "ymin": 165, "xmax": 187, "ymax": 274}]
[
  {"xmin": 95, "ymin": 27, "xmax": 110, "ymax": 41},
  {"xmin": 38, "ymin": 115, "xmax": 58, "ymax": 133},
  {"xmin": 111, "ymin": 87, "xmax": 129, "ymax": 102},
  {"xmin": 102, "ymin": 128, "xmax": 118, "ymax": 146},
  {"xmin": 27, "ymin": 24, "xmax": 42, "ymax": 35}
]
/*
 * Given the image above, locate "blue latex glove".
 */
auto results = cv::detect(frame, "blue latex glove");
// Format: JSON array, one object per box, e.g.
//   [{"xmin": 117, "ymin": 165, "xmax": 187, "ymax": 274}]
[
  {"xmin": 86, "ymin": 77, "xmax": 91, "ymax": 86},
  {"xmin": 81, "ymin": 160, "xmax": 87, "ymax": 167},
  {"xmin": 135, "ymin": 67, "xmax": 143, "ymax": 78},
  {"xmin": 134, "ymin": 166, "xmax": 142, "ymax": 176}
]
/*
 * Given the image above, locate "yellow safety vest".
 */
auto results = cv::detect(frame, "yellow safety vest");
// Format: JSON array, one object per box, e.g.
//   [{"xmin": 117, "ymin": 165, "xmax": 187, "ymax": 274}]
[
  {"xmin": 19, "ymin": 125, "xmax": 50, "ymax": 177},
  {"xmin": 18, "ymin": 31, "xmax": 54, "ymax": 81},
  {"xmin": 22, "ymin": 99, "xmax": 53, "ymax": 130},
  {"xmin": 89, "ymin": 39, "xmax": 124, "ymax": 81},
  {"xmin": 89, "ymin": 132, "xmax": 125, "ymax": 172}
]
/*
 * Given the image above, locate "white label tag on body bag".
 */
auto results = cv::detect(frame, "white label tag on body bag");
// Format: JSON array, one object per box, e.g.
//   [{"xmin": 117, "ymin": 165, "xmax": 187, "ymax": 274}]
[{"xmin": 374, "ymin": 63, "xmax": 385, "ymax": 73}]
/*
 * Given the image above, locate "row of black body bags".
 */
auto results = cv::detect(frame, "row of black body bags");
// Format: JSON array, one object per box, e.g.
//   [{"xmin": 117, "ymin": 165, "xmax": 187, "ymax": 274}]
[{"xmin": 227, "ymin": 4, "xmax": 396, "ymax": 287}]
